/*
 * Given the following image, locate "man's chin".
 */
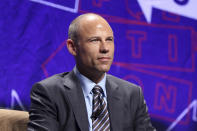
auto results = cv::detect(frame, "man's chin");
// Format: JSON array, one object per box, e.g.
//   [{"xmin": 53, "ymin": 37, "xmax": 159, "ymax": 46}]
[{"xmin": 98, "ymin": 66, "xmax": 111, "ymax": 72}]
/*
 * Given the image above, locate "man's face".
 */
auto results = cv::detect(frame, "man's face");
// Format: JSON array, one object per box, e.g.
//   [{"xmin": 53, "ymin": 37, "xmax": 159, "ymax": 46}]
[{"xmin": 75, "ymin": 16, "xmax": 114, "ymax": 74}]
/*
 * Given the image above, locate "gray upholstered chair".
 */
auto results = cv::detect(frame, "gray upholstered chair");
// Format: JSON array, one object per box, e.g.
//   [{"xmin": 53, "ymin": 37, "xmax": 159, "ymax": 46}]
[{"xmin": 0, "ymin": 109, "xmax": 29, "ymax": 131}]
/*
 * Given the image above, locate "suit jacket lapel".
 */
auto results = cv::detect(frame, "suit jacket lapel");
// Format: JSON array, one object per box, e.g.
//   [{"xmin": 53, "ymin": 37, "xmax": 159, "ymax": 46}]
[
  {"xmin": 63, "ymin": 71, "xmax": 89, "ymax": 131},
  {"xmin": 106, "ymin": 75, "xmax": 122, "ymax": 131}
]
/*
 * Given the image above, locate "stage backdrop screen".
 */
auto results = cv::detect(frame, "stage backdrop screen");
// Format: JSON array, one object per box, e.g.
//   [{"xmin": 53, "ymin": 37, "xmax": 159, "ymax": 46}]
[{"xmin": 0, "ymin": 0, "xmax": 197, "ymax": 130}]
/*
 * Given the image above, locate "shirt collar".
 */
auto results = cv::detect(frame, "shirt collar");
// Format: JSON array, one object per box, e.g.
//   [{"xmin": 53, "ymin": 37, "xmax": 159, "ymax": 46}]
[{"xmin": 73, "ymin": 66, "xmax": 107, "ymax": 97}]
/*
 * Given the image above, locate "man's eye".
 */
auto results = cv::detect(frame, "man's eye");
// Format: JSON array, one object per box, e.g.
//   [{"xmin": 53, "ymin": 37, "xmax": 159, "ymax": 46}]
[{"xmin": 106, "ymin": 38, "xmax": 113, "ymax": 42}]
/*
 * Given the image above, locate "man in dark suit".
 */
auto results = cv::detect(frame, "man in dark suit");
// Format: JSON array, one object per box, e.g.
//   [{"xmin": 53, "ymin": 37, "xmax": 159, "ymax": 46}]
[{"xmin": 28, "ymin": 13, "xmax": 155, "ymax": 131}]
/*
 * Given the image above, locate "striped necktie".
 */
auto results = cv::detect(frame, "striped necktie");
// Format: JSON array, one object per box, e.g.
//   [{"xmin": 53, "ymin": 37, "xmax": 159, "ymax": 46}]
[{"xmin": 91, "ymin": 85, "xmax": 110, "ymax": 131}]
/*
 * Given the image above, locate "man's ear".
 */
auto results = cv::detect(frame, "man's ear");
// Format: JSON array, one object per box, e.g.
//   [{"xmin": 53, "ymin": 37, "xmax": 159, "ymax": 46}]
[{"xmin": 66, "ymin": 39, "xmax": 77, "ymax": 56}]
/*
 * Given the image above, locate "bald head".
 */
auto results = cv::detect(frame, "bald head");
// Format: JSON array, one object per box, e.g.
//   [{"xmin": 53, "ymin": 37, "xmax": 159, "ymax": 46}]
[{"xmin": 68, "ymin": 13, "xmax": 112, "ymax": 44}]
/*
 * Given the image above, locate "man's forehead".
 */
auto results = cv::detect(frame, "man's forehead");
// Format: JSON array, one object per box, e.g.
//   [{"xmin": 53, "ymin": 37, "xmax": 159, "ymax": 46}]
[{"xmin": 79, "ymin": 24, "xmax": 113, "ymax": 39}]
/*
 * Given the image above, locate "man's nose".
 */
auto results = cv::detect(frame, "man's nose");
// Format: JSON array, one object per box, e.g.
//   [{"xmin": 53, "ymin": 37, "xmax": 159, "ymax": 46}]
[{"xmin": 100, "ymin": 41, "xmax": 109, "ymax": 53}]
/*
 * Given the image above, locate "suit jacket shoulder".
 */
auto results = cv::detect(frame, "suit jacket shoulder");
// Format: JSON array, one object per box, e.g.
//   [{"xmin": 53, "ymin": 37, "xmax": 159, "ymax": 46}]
[
  {"xmin": 37, "ymin": 72, "xmax": 69, "ymax": 88},
  {"xmin": 106, "ymin": 74, "xmax": 141, "ymax": 98},
  {"xmin": 28, "ymin": 71, "xmax": 89, "ymax": 131},
  {"xmin": 106, "ymin": 74, "xmax": 155, "ymax": 131}
]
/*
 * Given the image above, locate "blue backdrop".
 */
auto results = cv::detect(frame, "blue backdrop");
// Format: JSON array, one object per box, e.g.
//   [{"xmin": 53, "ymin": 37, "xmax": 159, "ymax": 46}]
[{"xmin": 0, "ymin": 0, "xmax": 197, "ymax": 130}]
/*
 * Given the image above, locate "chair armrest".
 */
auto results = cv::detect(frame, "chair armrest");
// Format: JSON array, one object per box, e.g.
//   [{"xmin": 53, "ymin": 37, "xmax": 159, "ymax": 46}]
[{"xmin": 0, "ymin": 109, "xmax": 29, "ymax": 131}]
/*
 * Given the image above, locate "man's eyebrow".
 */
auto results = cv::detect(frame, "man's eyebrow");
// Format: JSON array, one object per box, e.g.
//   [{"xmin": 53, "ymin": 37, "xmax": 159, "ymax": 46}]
[
  {"xmin": 86, "ymin": 36, "xmax": 114, "ymax": 41},
  {"xmin": 87, "ymin": 36, "xmax": 101, "ymax": 40},
  {"xmin": 88, "ymin": 36, "xmax": 100, "ymax": 39}
]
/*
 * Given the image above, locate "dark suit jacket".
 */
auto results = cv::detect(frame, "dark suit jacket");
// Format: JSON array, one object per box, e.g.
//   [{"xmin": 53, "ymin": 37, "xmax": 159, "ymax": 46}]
[{"xmin": 28, "ymin": 70, "xmax": 155, "ymax": 131}]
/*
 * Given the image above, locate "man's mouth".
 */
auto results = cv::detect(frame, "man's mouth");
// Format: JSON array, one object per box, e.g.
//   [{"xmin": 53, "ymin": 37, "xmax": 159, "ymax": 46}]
[{"xmin": 98, "ymin": 57, "xmax": 111, "ymax": 62}]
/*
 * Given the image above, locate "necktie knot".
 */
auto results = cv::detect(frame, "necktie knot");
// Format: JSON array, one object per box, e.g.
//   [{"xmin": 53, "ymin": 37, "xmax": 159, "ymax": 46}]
[{"xmin": 92, "ymin": 85, "xmax": 103, "ymax": 95}]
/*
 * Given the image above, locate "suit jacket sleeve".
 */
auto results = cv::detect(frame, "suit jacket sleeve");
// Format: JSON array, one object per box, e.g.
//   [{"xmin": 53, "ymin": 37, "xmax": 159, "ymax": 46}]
[
  {"xmin": 27, "ymin": 83, "xmax": 60, "ymax": 131},
  {"xmin": 134, "ymin": 87, "xmax": 155, "ymax": 131}
]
